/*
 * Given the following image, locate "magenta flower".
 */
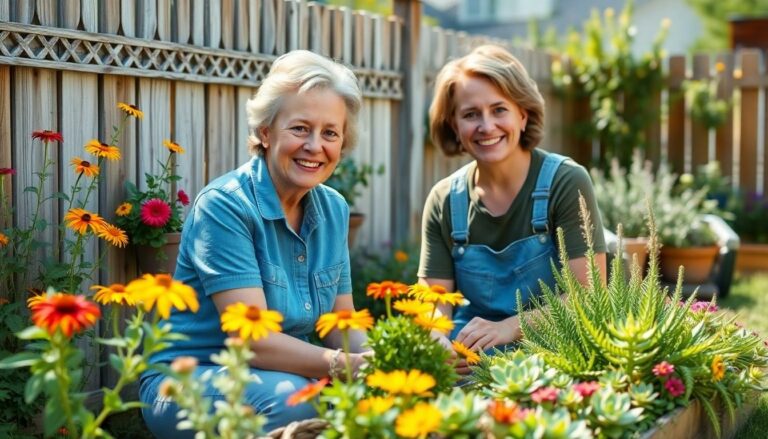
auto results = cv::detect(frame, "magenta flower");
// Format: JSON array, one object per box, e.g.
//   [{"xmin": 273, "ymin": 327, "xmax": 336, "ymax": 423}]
[
  {"xmin": 573, "ymin": 381, "xmax": 601, "ymax": 398},
  {"xmin": 664, "ymin": 377, "xmax": 685, "ymax": 397},
  {"xmin": 177, "ymin": 190, "xmax": 190, "ymax": 206},
  {"xmin": 690, "ymin": 301, "xmax": 718, "ymax": 313},
  {"xmin": 140, "ymin": 198, "xmax": 172, "ymax": 227},
  {"xmin": 0, "ymin": 168, "xmax": 15, "ymax": 175},
  {"xmin": 530, "ymin": 386, "xmax": 559, "ymax": 404},
  {"xmin": 652, "ymin": 361, "xmax": 675, "ymax": 377}
]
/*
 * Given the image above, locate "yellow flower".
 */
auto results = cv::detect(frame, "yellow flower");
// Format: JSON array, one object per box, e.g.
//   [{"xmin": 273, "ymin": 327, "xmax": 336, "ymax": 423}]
[
  {"xmin": 84, "ymin": 139, "xmax": 121, "ymax": 160},
  {"xmin": 91, "ymin": 283, "xmax": 134, "ymax": 306},
  {"xmin": 409, "ymin": 284, "xmax": 464, "ymax": 306},
  {"xmin": 715, "ymin": 61, "xmax": 726, "ymax": 73},
  {"xmin": 394, "ymin": 250, "xmax": 408, "ymax": 263},
  {"xmin": 366, "ymin": 369, "xmax": 436, "ymax": 396},
  {"xmin": 26, "ymin": 288, "xmax": 47, "ymax": 310},
  {"xmin": 393, "ymin": 299, "xmax": 434, "ymax": 316},
  {"xmin": 115, "ymin": 202, "xmax": 133, "ymax": 217},
  {"xmin": 315, "ymin": 309, "xmax": 374, "ymax": 338},
  {"xmin": 414, "ymin": 314, "xmax": 454, "ymax": 334},
  {"xmin": 395, "ymin": 402, "xmax": 442, "ymax": 438},
  {"xmin": 357, "ymin": 396, "xmax": 394, "ymax": 414},
  {"xmin": 163, "ymin": 139, "xmax": 186, "ymax": 154},
  {"xmin": 97, "ymin": 223, "xmax": 128, "ymax": 248},
  {"xmin": 64, "ymin": 208, "xmax": 107, "ymax": 235},
  {"xmin": 711, "ymin": 355, "xmax": 726, "ymax": 381},
  {"xmin": 126, "ymin": 274, "xmax": 199, "ymax": 319},
  {"xmin": 70, "ymin": 157, "xmax": 100, "ymax": 178},
  {"xmin": 220, "ymin": 303, "xmax": 283, "ymax": 341},
  {"xmin": 452, "ymin": 340, "xmax": 480, "ymax": 365},
  {"xmin": 118, "ymin": 102, "xmax": 144, "ymax": 119},
  {"xmin": 0, "ymin": 232, "xmax": 8, "ymax": 247}
]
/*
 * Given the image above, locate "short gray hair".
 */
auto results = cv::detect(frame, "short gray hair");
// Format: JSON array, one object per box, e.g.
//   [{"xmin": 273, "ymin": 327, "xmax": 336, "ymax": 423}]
[{"xmin": 246, "ymin": 50, "xmax": 362, "ymax": 156}]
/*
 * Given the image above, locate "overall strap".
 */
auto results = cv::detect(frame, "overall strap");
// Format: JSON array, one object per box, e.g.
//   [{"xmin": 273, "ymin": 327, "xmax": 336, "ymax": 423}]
[
  {"xmin": 448, "ymin": 163, "xmax": 473, "ymax": 246},
  {"xmin": 531, "ymin": 152, "xmax": 568, "ymax": 234}
]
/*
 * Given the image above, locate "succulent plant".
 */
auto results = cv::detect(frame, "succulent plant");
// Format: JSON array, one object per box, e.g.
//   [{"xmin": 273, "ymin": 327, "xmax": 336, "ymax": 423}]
[{"xmin": 589, "ymin": 387, "xmax": 645, "ymax": 438}]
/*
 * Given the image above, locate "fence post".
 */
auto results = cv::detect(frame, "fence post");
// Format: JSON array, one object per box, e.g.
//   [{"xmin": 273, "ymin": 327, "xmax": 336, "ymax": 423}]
[{"xmin": 392, "ymin": 0, "xmax": 420, "ymax": 244}]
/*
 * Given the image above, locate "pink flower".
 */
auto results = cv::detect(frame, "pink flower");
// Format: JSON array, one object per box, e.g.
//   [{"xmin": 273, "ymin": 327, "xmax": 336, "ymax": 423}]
[
  {"xmin": 573, "ymin": 381, "xmax": 601, "ymax": 398},
  {"xmin": 0, "ymin": 168, "xmax": 15, "ymax": 175},
  {"xmin": 531, "ymin": 386, "xmax": 559, "ymax": 404},
  {"xmin": 177, "ymin": 190, "xmax": 190, "ymax": 206},
  {"xmin": 140, "ymin": 198, "xmax": 172, "ymax": 227},
  {"xmin": 690, "ymin": 301, "xmax": 718, "ymax": 313},
  {"xmin": 653, "ymin": 361, "xmax": 675, "ymax": 377},
  {"xmin": 664, "ymin": 377, "xmax": 685, "ymax": 398}
]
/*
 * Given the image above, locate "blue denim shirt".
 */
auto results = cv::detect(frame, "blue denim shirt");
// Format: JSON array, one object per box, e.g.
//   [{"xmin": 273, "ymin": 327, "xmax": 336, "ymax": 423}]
[{"xmin": 151, "ymin": 156, "xmax": 352, "ymax": 365}]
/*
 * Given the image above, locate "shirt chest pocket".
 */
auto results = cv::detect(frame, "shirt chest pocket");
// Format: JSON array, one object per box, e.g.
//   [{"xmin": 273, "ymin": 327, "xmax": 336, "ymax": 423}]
[
  {"xmin": 261, "ymin": 261, "xmax": 288, "ymax": 314},
  {"xmin": 313, "ymin": 262, "xmax": 344, "ymax": 314}
]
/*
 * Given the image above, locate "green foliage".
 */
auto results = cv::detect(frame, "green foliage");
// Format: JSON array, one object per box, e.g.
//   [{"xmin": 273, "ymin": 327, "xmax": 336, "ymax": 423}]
[
  {"xmin": 324, "ymin": 157, "xmax": 383, "ymax": 210},
  {"xmin": 0, "ymin": 302, "xmax": 40, "ymax": 437},
  {"xmin": 683, "ymin": 79, "xmax": 730, "ymax": 130},
  {"xmin": 686, "ymin": 0, "xmax": 768, "ymax": 52},
  {"xmin": 350, "ymin": 244, "xmax": 419, "ymax": 318},
  {"xmin": 591, "ymin": 151, "xmax": 654, "ymax": 237},
  {"xmin": 365, "ymin": 315, "xmax": 458, "ymax": 393},
  {"xmin": 551, "ymin": 1, "xmax": 667, "ymax": 167},
  {"xmin": 728, "ymin": 191, "xmax": 768, "ymax": 243}
]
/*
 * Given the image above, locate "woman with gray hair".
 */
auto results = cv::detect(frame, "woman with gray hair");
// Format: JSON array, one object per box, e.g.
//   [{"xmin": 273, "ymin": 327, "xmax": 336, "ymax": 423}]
[{"xmin": 139, "ymin": 50, "xmax": 369, "ymax": 436}]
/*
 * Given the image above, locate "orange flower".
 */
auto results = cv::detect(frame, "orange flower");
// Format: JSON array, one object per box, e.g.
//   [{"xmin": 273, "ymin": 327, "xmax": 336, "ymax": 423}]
[
  {"xmin": 85, "ymin": 139, "xmax": 121, "ymax": 161},
  {"xmin": 394, "ymin": 250, "xmax": 409, "ymax": 263},
  {"xmin": 91, "ymin": 283, "xmax": 134, "ymax": 306},
  {"xmin": 64, "ymin": 208, "xmax": 107, "ymax": 234},
  {"xmin": 315, "ymin": 309, "xmax": 374, "ymax": 338},
  {"xmin": 115, "ymin": 202, "xmax": 133, "ymax": 217},
  {"xmin": 70, "ymin": 157, "xmax": 100, "ymax": 178},
  {"xmin": 118, "ymin": 102, "xmax": 144, "ymax": 119},
  {"xmin": 126, "ymin": 274, "xmax": 199, "ymax": 319},
  {"xmin": 357, "ymin": 396, "xmax": 395, "ymax": 414},
  {"xmin": 220, "ymin": 303, "xmax": 283, "ymax": 341},
  {"xmin": 26, "ymin": 288, "xmax": 46, "ymax": 310},
  {"xmin": 711, "ymin": 355, "xmax": 726, "ymax": 381},
  {"xmin": 452, "ymin": 340, "xmax": 480, "ymax": 365},
  {"xmin": 366, "ymin": 281, "xmax": 408, "ymax": 300},
  {"xmin": 286, "ymin": 377, "xmax": 329, "ymax": 406},
  {"xmin": 97, "ymin": 223, "xmax": 129, "ymax": 247},
  {"xmin": 409, "ymin": 284, "xmax": 464, "ymax": 306},
  {"xmin": 163, "ymin": 139, "xmax": 185, "ymax": 154},
  {"xmin": 414, "ymin": 314, "xmax": 454, "ymax": 334},
  {"xmin": 366, "ymin": 369, "xmax": 436, "ymax": 396},
  {"xmin": 31, "ymin": 293, "xmax": 101, "ymax": 337},
  {"xmin": 0, "ymin": 232, "xmax": 9, "ymax": 247},
  {"xmin": 487, "ymin": 399, "xmax": 523, "ymax": 424}
]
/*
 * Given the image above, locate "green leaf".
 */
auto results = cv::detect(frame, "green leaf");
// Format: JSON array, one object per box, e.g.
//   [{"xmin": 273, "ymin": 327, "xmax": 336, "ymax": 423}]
[
  {"xmin": 109, "ymin": 353, "xmax": 124, "ymax": 373},
  {"xmin": 24, "ymin": 372, "xmax": 44, "ymax": 403},
  {"xmin": 43, "ymin": 397, "xmax": 67, "ymax": 437},
  {"xmin": 0, "ymin": 351, "xmax": 40, "ymax": 369},
  {"xmin": 97, "ymin": 337, "xmax": 128, "ymax": 348}
]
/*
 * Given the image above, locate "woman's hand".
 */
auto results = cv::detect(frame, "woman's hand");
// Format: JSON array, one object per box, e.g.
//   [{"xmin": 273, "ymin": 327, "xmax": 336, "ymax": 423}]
[
  {"xmin": 340, "ymin": 352, "xmax": 371, "ymax": 380},
  {"xmin": 455, "ymin": 316, "xmax": 521, "ymax": 352}
]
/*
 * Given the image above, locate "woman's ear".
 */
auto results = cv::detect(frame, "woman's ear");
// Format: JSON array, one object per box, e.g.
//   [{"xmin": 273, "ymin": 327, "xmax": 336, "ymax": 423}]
[{"xmin": 258, "ymin": 126, "xmax": 270, "ymax": 148}]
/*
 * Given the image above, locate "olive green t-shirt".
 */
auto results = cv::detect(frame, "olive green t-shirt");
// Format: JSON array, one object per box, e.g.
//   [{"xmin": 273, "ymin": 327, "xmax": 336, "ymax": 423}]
[{"xmin": 418, "ymin": 149, "xmax": 606, "ymax": 280}]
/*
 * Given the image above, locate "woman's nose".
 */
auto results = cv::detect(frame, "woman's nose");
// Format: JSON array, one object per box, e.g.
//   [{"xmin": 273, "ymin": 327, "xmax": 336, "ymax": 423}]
[
  {"xmin": 476, "ymin": 115, "xmax": 492, "ymax": 132},
  {"xmin": 303, "ymin": 133, "xmax": 322, "ymax": 151}
]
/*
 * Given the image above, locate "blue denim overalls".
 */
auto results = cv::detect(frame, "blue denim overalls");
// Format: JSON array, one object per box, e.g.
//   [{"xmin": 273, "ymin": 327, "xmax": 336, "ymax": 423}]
[{"xmin": 448, "ymin": 152, "xmax": 568, "ymax": 341}]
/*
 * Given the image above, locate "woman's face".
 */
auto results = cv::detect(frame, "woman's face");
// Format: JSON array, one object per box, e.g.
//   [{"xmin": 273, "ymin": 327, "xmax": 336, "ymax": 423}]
[
  {"xmin": 260, "ymin": 87, "xmax": 347, "ymax": 198},
  {"xmin": 451, "ymin": 75, "xmax": 527, "ymax": 165}
]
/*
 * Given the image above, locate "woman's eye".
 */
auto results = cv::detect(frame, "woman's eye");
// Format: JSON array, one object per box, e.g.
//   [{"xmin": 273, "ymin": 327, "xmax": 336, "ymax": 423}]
[
  {"xmin": 323, "ymin": 130, "xmax": 340, "ymax": 139},
  {"xmin": 462, "ymin": 111, "xmax": 477, "ymax": 119},
  {"xmin": 494, "ymin": 107, "xmax": 507, "ymax": 114},
  {"xmin": 290, "ymin": 126, "xmax": 309, "ymax": 134}
]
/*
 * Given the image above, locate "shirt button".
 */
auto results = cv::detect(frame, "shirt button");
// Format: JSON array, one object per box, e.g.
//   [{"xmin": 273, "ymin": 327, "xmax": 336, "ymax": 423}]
[
  {"xmin": 297, "ymin": 254, "xmax": 306, "ymax": 263},
  {"xmin": 304, "ymin": 302, "xmax": 311, "ymax": 311},
  {"xmin": 458, "ymin": 247, "xmax": 465, "ymax": 255}
]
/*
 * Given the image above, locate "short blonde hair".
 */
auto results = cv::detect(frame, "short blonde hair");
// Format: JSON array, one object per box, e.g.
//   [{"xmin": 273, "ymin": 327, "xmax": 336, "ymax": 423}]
[
  {"xmin": 246, "ymin": 50, "xmax": 362, "ymax": 155},
  {"xmin": 429, "ymin": 45, "xmax": 545, "ymax": 156}
]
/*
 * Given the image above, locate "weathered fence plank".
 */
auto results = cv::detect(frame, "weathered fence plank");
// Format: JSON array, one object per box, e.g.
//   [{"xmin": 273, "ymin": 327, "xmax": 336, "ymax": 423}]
[
  {"xmin": 137, "ymin": 0, "xmax": 157, "ymax": 40},
  {"xmin": 206, "ymin": 0, "xmax": 221, "ymax": 48},
  {"xmin": 99, "ymin": 0, "xmax": 119, "ymax": 34},
  {"xmin": 261, "ymin": 0, "xmax": 276, "ymax": 54},
  {"xmin": 36, "ymin": 0, "xmax": 57, "ymax": 27},
  {"xmin": 667, "ymin": 55, "xmax": 686, "ymax": 172},
  {"xmin": 0, "ymin": 66, "xmax": 10, "ymax": 231},
  {"xmin": 61, "ymin": 0, "xmax": 80, "ymax": 29},
  {"xmin": 206, "ymin": 85, "xmax": 237, "ymax": 182},
  {"xmin": 739, "ymin": 50, "xmax": 761, "ymax": 193},
  {"xmin": 81, "ymin": 0, "xmax": 98, "ymax": 32},
  {"xmin": 691, "ymin": 54, "xmax": 711, "ymax": 171},
  {"xmin": 220, "ymin": 0, "xmax": 234, "ymax": 50},
  {"xmin": 137, "ymin": 78, "xmax": 172, "ymax": 192},
  {"xmin": 248, "ymin": 0, "xmax": 261, "ymax": 54},
  {"xmin": 174, "ymin": 82, "xmax": 206, "ymax": 216},
  {"xmin": 121, "ymin": 0, "xmax": 135, "ymax": 37},
  {"xmin": 234, "ymin": 0, "xmax": 249, "ymax": 52},
  {"xmin": 235, "ymin": 87, "xmax": 255, "ymax": 167},
  {"xmin": 157, "ymin": 0, "xmax": 172, "ymax": 42},
  {"xmin": 191, "ymin": 0, "xmax": 204, "ymax": 45},
  {"xmin": 715, "ymin": 53, "xmax": 735, "ymax": 181},
  {"xmin": 175, "ymin": 0, "xmax": 191, "ymax": 44},
  {"xmin": 0, "ymin": 1, "xmax": 9, "ymax": 21}
]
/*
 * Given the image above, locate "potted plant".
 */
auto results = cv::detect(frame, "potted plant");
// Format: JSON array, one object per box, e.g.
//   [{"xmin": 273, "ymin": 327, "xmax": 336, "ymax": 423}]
[
  {"xmin": 730, "ymin": 191, "xmax": 768, "ymax": 273},
  {"xmin": 324, "ymin": 157, "xmax": 383, "ymax": 247}
]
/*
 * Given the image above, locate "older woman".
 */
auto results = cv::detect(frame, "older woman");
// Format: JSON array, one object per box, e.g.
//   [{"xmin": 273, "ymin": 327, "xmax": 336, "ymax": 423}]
[
  {"xmin": 419, "ymin": 45, "xmax": 607, "ymax": 372},
  {"xmin": 139, "ymin": 50, "xmax": 368, "ymax": 436}
]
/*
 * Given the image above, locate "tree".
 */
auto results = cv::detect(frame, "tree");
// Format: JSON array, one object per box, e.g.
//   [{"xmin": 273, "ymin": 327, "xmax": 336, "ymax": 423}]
[{"xmin": 686, "ymin": 0, "xmax": 768, "ymax": 51}]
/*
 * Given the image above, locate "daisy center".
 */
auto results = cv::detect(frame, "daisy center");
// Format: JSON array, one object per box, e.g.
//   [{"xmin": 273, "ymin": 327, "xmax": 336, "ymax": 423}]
[
  {"xmin": 245, "ymin": 306, "xmax": 262, "ymax": 321},
  {"xmin": 156, "ymin": 274, "xmax": 173, "ymax": 288}
]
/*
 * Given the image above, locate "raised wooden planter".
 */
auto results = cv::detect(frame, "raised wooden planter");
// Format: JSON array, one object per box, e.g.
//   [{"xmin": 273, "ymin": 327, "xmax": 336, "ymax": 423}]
[
  {"xmin": 641, "ymin": 397, "xmax": 755, "ymax": 439},
  {"xmin": 735, "ymin": 243, "xmax": 768, "ymax": 274}
]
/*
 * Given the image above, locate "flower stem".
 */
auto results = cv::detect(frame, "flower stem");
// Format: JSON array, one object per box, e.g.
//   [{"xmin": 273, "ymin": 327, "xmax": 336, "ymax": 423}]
[
  {"xmin": 19, "ymin": 140, "xmax": 53, "ymax": 288},
  {"xmin": 53, "ymin": 333, "xmax": 79, "ymax": 439},
  {"xmin": 342, "ymin": 331, "xmax": 353, "ymax": 383},
  {"xmin": 385, "ymin": 295, "xmax": 393, "ymax": 319}
]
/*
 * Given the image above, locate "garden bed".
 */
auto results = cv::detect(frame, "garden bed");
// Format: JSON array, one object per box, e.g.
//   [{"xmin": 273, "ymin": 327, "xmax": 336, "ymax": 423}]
[{"xmin": 643, "ymin": 395, "xmax": 756, "ymax": 439}]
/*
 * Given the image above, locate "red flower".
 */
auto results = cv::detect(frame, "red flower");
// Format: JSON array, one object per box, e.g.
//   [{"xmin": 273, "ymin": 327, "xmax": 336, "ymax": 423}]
[
  {"xmin": 0, "ymin": 168, "xmax": 15, "ymax": 175},
  {"xmin": 652, "ymin": 361, "xmax": 675, "ymax": 377},
  {"xmin": 31, "ymin": 293, "xmax": 101, "ymax": 338},
  {"xmin": 366, "ymin": 281, "xmax": 409, "ymax": 300},
  {"xmin": 664, "ymin": 377, "xmax": 685, "ymax": 397},
  {"xmin": 287, "ymin": 377, "xmax": 329, "ymax": 406},
  {"xmin": 531, "ymin": 386, "xmax": 559, "ymax": 404},
  {"xmin": 140, "ymin": 198, "xmax": 172, "ymax": 227},
  {"xmin": 31, "ymin": 130, "xmax": 63, "ymax": 143},
  {"xmin": 177, "ymin": 190, "xmax": 190, "ymax": 206},
  {"xmin": 573, "ymin": 381, "xmax": 601, "ymax": 398}
]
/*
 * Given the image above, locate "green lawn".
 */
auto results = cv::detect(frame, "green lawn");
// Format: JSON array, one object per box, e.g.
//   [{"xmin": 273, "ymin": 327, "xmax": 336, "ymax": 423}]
[{"xmin": 719, "ymin": 274, "xmax": 768, "ymax": 439}]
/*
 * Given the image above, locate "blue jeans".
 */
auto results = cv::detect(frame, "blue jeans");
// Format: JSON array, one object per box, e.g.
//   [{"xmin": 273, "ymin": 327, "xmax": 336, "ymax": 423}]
[{"xmin": 139, "ymin": 366, "xmax": 317, "ymax": 438}]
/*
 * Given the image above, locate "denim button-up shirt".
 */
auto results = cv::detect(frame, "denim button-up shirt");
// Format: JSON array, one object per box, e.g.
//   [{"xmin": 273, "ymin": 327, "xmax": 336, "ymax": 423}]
[{"xmin": 151, "ymin": 155, "xmax": 352, "ymax": 365}]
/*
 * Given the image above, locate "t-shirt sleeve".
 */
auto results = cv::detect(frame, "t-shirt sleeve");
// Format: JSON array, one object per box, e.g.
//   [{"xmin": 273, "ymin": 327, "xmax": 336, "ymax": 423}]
[
  {"xmin": 550, "ymin": 162, "xmax": 607, "ymax": 258},
  {"xmin": 418, "ymin": 183, "xmax": 455, "ymax": 280},
  {"xmin": 187, "ymin": 188, "xmax": 264, "ymax": 296}
]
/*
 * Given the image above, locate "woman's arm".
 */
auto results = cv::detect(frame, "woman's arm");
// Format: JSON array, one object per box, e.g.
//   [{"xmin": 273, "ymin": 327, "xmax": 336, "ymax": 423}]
[{"xmin": 211, "ymin": 287, "xmax": 365, "ymax": 379}]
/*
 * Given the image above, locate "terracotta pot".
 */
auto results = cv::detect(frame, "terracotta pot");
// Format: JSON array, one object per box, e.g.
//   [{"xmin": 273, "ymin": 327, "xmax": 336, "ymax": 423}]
[
  {"xmin": 135, "ymin": 232, "xmax": 181, "ymax": 275},
  {"xmin": 623, "ymin": 237, "xmax": 649, "ymax": 274},
  {"xmin": 659, "ymin": 245, "xmax": 719, "ymax": 285},
  {"xmin": 735, "ymin": 243, "xmax": 768, "ymax": 274},
  {"xmin": 348, "ymin": 213, "xmax": 364, "ymax": 248}
]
